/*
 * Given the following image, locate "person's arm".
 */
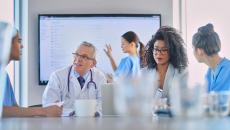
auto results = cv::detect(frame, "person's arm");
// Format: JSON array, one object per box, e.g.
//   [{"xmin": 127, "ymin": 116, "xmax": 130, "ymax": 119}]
[
  {"xmin": 109, "ymin": 56, "xmax": 117, "ymax": 71},
  {"xmin": 104, "ymin": 44, "xmax": 117, "ymax": 71},
  {"xmin": 42, "ymin": 71, "xmax": 62, "ymax": 107},
  {"xmin": 3, "ymin": 105, "xmax": 62, "ymax": 117}
]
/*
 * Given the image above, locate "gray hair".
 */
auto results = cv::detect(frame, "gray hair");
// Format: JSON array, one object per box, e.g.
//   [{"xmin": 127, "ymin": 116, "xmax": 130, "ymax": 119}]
[
  {"xmin": 192, "ymin": 23, "xmax": 221, "ymax": 56},
  {"xmin": 0, "ymin": 21, "xmax": 18, "ymax": 65},
  {"xmin": 79, "ymin": 41, "xmax": 96, "ymax": 58}
]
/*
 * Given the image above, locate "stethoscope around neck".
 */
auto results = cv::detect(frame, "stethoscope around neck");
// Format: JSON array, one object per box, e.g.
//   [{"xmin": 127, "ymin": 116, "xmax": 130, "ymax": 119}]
[{"xmin": 67, "ymin": 65, "xmax": 97, "ymax": 93}]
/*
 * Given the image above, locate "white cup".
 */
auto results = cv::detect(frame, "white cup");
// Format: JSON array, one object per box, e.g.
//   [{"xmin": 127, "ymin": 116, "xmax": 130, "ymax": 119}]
[{"xmin": 74, "ymin": 99, "xmax": 97, "ymax": 117}]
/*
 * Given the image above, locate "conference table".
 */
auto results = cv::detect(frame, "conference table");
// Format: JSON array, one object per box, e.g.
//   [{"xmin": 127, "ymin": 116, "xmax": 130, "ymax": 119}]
[{"xmin": 1, "ymin": 115, "xmax": 230, "ymax": 130}]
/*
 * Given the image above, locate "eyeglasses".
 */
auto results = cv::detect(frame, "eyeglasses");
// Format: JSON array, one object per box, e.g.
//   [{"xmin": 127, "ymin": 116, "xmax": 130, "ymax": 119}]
[
  {"xmin": 18, "ymin": 38, "xmax": 22, "ymax": 43},
  {"xmin": 72, "ymin": 53, "xmax": 95, "ymax": 61},
  {"xmin": 153, "ymin": 47, "xmax": 168, "ymax": 55}
]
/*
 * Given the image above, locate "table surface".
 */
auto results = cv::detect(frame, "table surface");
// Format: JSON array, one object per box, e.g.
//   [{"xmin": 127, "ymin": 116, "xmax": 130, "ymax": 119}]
[{"xmin": 1, "ymin": 116, "xmax": 230, "ymax": 130}]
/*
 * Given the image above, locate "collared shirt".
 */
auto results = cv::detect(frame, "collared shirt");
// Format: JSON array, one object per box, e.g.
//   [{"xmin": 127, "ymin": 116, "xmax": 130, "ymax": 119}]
[
  {"xmin": 206, "ymin": 57, "xmax": 230, "ymax": 92},
  {"xmin": 73, "ymin": 70, "xmax": 90, "ymax": 81},
  {"xmin": 115, "ymin": 55, "xmax": 140, "ymax": 78},
  {"xmin": 3, "ymin": 72, "xmax": 17, "ymax": 106}
]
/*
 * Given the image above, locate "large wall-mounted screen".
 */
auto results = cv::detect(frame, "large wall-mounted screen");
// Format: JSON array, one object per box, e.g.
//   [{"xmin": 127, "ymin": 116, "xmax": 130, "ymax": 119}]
[{"xmin": 39, "ymin": 14, "xmax": 161, "ymax": 85}]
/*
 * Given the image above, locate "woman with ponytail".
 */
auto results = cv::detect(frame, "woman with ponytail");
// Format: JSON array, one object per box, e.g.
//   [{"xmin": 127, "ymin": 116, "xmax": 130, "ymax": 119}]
[{"xmin": 104, "ymin": 31, "xmax": 145, "ymax": 80}]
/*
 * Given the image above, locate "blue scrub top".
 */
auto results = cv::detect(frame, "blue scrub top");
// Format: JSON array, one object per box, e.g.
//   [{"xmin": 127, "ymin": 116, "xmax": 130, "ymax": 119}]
[
  {"xmin": 206, "ymin": 58, "xmax": 230, "ymax": 92},
  {"xmin": 115, "ymin": 55, "xmax": 140, "ymax": 78},
  {"xmin": 3, "ymin": 72, "xmax": 17, "ymax": 106}
]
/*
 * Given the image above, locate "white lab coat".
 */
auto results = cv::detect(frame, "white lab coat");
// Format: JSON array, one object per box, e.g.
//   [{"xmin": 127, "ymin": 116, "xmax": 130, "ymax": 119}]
[
  {"xmin": 149, "ymin": 64, "xmax": 188, "ymax": 99},
  {"xmin": 42, "ymin": 65, "xmax": 106, "ymax": 115}
]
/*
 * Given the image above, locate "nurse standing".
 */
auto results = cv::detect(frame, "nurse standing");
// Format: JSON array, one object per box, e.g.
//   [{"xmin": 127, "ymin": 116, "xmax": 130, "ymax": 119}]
[{"xmin": 104, "ymin": 31, "xmax": 145, "ymax": 80}]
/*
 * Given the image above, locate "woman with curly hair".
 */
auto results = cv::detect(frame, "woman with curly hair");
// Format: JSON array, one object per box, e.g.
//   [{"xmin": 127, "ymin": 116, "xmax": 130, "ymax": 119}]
[{"xmin": 145, "ymin": 26, "xmax": 188, "ymax": 99}]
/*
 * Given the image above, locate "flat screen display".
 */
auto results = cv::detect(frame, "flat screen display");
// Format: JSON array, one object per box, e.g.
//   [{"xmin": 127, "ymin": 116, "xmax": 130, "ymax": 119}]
[{"xmin": 39, "ymin": 14, "xmax": 161, "ymax": 85}]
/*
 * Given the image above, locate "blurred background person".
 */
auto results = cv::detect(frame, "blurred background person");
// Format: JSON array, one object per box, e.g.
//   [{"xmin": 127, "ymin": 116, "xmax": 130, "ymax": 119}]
[
  {"xmin": 0, "ymin": 21, "xmax": 62, "ymax": 117},
  {"xmin": 192, "ymin": 23, "xmax": 230, "ymax": 92}
]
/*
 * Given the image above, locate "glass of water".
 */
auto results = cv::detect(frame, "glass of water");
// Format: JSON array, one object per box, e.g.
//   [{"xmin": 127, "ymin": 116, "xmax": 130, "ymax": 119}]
[
  {"xmin": 208, "ymin": 91, "xmax": 230, "ymax": 117},
  {"xmin": 113, "ymin": 71, "xmax": 156, "ymax": 117}
]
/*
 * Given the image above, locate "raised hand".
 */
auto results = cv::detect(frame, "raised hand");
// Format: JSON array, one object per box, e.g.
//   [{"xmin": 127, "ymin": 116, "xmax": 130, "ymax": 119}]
[{"xmin": 104, "ymin": 44, "xmax": 113, "ymax": 58}]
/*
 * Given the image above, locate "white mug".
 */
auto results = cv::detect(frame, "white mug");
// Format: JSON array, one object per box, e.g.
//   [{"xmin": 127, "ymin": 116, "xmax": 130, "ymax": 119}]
[{"xmin": 74, "ymin": 99, "xmax": 97, "ymax": 117}]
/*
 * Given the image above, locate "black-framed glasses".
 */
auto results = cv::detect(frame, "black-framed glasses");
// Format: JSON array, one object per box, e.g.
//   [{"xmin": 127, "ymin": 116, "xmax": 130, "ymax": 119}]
[
  {"xmin": 72, "ymin": 53, "xmax": 95, "ymax": 61},
  {"xmin": 153, "ymin": 47, "xmax": 168, "ymax": 55},
  {"xmin": 18, "ymin": 38, "xmax": 22, "ymax": 43}
]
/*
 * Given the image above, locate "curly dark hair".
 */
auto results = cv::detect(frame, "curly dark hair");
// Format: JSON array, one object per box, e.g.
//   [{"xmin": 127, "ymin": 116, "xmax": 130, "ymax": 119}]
[{"xmin": 145, "ymin": 26, "xmax": 188, "ymax": 73}]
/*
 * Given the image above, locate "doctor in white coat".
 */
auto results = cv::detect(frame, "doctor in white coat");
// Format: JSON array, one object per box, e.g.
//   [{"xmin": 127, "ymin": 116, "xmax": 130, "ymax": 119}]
[{"xmin": 42, "ymin": 41, "xmax": 106, "ymax": 116}]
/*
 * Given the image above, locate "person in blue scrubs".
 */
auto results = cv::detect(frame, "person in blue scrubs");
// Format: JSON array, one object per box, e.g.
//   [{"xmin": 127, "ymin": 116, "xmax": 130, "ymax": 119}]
[
  {"xmin": 3, "ymin": 73, "xmax": 17, "ymax": 106},
  {"xmin": 0, "ymin": 21, "xmax": 62, "ymax": 117},
  {"xmin": 104, "ymin": 31, "xmax": 145, "ymax": 80},
  {"xmin": 192, "ymin": 23, "xmax": 230, "ymax": 92}
]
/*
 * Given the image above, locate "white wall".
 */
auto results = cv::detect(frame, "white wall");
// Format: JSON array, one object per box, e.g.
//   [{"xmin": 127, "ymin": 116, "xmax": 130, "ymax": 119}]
[
  {"xmin": 25, "ymin": 0, "xmax": 173, "ymax": 105},
  {"xmin": 0, "ymin": 0, "xmax": 13, "ymax": 23}
]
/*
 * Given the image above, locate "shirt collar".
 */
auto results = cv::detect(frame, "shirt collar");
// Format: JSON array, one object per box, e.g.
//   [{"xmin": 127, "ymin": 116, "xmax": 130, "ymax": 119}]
[
  {"xmin": 211, "ymin": 57, "xmax": 226, "ymax": 79},
  {"xmin": 73, "ymin": 69, "xmax": 90, "ymax": 80},
  {"xmin": 212, "ymin": 58, "xmax": 225, "ymax": 72}
]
